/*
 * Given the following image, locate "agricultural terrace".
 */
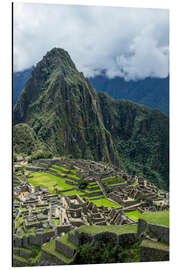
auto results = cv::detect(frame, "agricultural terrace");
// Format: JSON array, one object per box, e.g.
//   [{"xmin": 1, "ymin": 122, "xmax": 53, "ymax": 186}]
[
  {"xmin": 26, "ymin": 163, "xmax": 120, "ymax": 208},
  {"xmin": 126, "ymin": 210, "xmax": 169, "ymax": 227}
]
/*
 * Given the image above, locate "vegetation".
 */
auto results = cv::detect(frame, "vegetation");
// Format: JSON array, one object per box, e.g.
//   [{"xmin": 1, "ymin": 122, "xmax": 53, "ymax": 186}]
[
  {"xmin": 13, "ymin": 47, "xmax": 169, "ymax": 191},
  {"xmin": 142, "ymin": 210, "xmax": 169, "ymax": 227},
  {"xmin": 42, "ymin": 240, "xmax": 73, "ymax": 264},
  {"xmin": 75, "ymin": 241, "xmax": 122, "ymax": 264},
  {"xmin": 91, "ymin": 198, "xmax": 120, "ymax": 208},
  {"xmin": 126, "ymin": 210, "xmax": 169, "ymax": 227},
  {"xmin": 13, "ymin": 123, "xmax": 39, "ymax": 155},
  {"xmin": 77, "ymin": 225, "xmax": 137, "ymax": 235},
  {"xmin": 125, "ymin": 210, "xmax": 142, "ymax": 222},
  {"xmin": 28, "ymin": 172, "xmax": 74, "ymax": 193},
  {"xmin": 77, "ymin": 178, "xmax": 88, "ymax": 190},
  {"xmin": 141, "ymin": 239, "xmax": 169, "ymax": 250},
  {"xmin": 74, "ymin": 237, "xmax": 141, "ymax": 264},
  {"xmin": 90, "ymin": 75, "xmax": 169, "ymax": 115}
]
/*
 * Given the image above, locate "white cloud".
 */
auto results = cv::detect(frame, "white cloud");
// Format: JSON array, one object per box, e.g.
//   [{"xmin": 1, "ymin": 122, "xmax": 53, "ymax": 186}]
[{"xmin": 14, "ymin": 3, "xmax": 169, "ymax": 80}]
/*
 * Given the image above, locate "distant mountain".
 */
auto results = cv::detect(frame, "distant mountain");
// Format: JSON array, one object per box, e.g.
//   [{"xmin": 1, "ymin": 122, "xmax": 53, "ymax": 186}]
[
  {"xmin": 13, "ymin": 66, "xmax": 34, "ymax": 106},
  {"xmin": 13, "ymin": 68, "xmax": 169, "ymax": 116},
  {"xmin": 13, "ymin": 48, "xmax": 169, "ymax": 190},
  {"xmin": 89, "ymin": 74, "xmax": 169, "ymax": 115}
]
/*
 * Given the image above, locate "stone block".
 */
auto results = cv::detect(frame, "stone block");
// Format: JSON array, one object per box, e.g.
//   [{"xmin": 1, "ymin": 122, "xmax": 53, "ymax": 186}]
[
  {"xmin": 55, "ymin": 239, "xmax": 76, "ymax": 258},
  {"xmin": 140, "ymin": 240, "xmax": 169, "ymax": 262},
  {"xmin": 56, "ymin": 225, "xmax": 72, "ymax": 235},
  {"xmin": 93, "ymin": 232, "xmax": 118, "ymax": 244},
  {"xmin": 137, "ymin": 219, "xmax": 148, "ymax": 236},
  {"xmin": 148, "ymin": 224, "xmax": 169, "ymax": 244}
]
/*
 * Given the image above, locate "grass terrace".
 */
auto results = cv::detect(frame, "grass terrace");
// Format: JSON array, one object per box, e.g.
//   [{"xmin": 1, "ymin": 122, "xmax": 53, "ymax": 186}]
[
  {"xmin": 42, "ymin": 240, "xmax": 73, "ymax": 264},
  {"xmin": 28, "ymin": 172, "xmax": 75, "ymax": 193},
  {"xmin": 90, "ymin": 197, "xmax": 120, "ymax": 208},
  {"xmin": 142, "ymin": 210, "xmax": 169, "ymax": 227},
  {"xmin": 25, "ymin": 164, "xmax": 130, "ymax": 209},
  {"xmin": 141, "ymin": 239, "xmax": 169, "ymax": 250},
  {"xmin": 57, "ymin": 234, "xmax": 78, "ymax": 250},
  {"xmin": 52, "ymin": 164, "xmax": 77, "ymax": 174},
  {"xmin": 126, "ymin": 210, "xmax": 169, "ymax": 227},
  {"xmin": 77, "ymin": 224, "xmax": 137, "ymax": 235}
]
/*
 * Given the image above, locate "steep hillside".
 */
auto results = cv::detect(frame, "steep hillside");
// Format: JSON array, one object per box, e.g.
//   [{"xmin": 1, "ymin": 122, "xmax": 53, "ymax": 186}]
[
  {"xmin": 13, "ymin": 48, "xmax": 169, "ymax": 190},
  {"xmin": 97, "ymin": 92, "xmax": 169, "ymax": 189},
  {"xmin": 14, "ymin": 48, "xmax": 119, "ymax": 165},
  {"xmin": 13, "ymin": 70, "xmax": 169, "ymax": 116},
  {"xmin": 90, "ymin": 74, "xmax": 169, "ymax": 115},
  {"xmin": 13, "ymin": 66, "xmax": 34, "ymax": 106}
]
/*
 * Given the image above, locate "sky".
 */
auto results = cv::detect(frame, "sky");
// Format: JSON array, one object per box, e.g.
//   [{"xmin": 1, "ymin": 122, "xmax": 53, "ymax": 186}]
[{"xmin": 14, "ymin": 3, "xmax": 169, "ymax": 80}]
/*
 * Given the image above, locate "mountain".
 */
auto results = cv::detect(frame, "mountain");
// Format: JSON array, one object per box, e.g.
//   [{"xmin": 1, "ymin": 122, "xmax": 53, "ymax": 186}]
[
  {"xmin": 13, "ymin": 66, "xmax": 34, "ymax": 106},
  {"xmin": 13, "ymin": 48, "xmax": 169, "ymax": 190},
  {"xmin": 13, "ymin": 68, "xmax": 169, "ymax": 115},
  {"xmin": 89, "ymin": 74, "xmax": 169, "ymax": 115}
]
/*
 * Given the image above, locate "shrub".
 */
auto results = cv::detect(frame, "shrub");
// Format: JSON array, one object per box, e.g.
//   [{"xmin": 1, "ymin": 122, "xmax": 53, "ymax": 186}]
[
  {"xmin": 78, "ymin": 178, "xmax": 88, "ymax": 190},
  {"xmin": 28, "ymin": 149, "xmax": 53, "ymax": 162}
]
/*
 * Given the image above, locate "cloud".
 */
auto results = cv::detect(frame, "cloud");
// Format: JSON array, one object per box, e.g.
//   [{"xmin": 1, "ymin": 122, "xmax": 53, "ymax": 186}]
[{"xmin": 14, "ymin": 3, "xmax": 169, "ymax": 80}]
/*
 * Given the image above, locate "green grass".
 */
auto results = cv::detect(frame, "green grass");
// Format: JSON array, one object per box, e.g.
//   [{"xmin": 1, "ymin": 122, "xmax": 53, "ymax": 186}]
[
  {"xmin": 108, "ymin": 182, "xmax": 126, "ymax": 187},
  {"xmin": 141, "ymin": 239, "xmax": 169, "ymax": 250},
  {"xmin": 28, "ymin": 172, "xmax": 75, "ymax": 192},
  {"xmin": 30, "ymin": 250, "xmax": 42, "ymax": 264},
  {"xmin": 13, "ymin": 254, "xmax": 29, "ymax": 264},
  {"xmin": 84, "ymin": 187, "xmax": 101, "ymax": 193},
  {"xmin": 50, "ymin": 167, "xmax": 80, "ymax": 180},
  {"xmin": 16, "ymin": 216, "xmax": 24, "ymax": 227},
  {"xmin": 54, "ymin": 219, "xmax": 61, "ymax": 226},
  {"xmin": 77, "ymin": 224, "xmax": 137, "ymax": 235},
  {"xmin": 102, "ymin": 177, "xmax": 124, "ymax": 184},
  {"xmin": 87, "ymin": 183, "xmax": 99, "ymax": 188},
  {"xmin": 42, "ymin": 240, "xmax": 73, "ymax": 263},
  {"xmin": 91, "ymin": 198, "xmax": 120, "ymax": 208},
  {"xmin": 126, "ymin": 210, "xmax": 142, "ymax": 222},
  {"xmin": 67, "ymin": 173, "xmax": 80, "ymax": 180},
  {"xmin": 131, "ymin": 179, "xmax": 138, "ymax": 186},
  {"xmin": 61, "ymin": 190, "xmax": 83, "ymax": 196},
  {"xmin": 102, "ymin": 175, "xmax": 117, "ymax": 181},
  {"xmin": 142, "ymin": 210, "xmax": 169, "ymax": 227},
  {"xmin": 53, "ymin": 164, "xmax": 77, "ymax": 174},
  {"xmin": 126, "ymin": 210, "xmax": 169, "ymax": 227},
  {"xmin": 57, "ymin": 234, "xmax": 78, "ymax": 250}
]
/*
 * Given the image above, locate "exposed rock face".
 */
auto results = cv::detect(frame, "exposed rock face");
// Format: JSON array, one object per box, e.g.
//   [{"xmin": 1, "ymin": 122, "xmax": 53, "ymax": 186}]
[{"xmin": 13, "ymin": 48, "xmax": 169, "ymax": 190}]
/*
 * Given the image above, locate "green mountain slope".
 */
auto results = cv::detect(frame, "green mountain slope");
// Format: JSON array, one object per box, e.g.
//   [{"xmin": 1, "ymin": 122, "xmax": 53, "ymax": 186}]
[
  {"xmin": 13, "ymin": 48, "xmax": 169, "ymax": 190},
  {"xmin": 89, "ymin": 74, "xmax": 169, "ymax": 115}
]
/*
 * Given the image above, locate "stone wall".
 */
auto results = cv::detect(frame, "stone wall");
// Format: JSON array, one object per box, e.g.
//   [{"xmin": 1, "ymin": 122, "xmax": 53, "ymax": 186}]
[
  {"xmin": 14, "ymin": 230, "xmax": 55, "ymax": 248},
  {"xmin": 55, "ymin": 239, "xmax": 76, "ymax": 257},
  {"xmin": 93, "ymin": 232, "xmax": 118, "ymax": 244},
  {"xmin": 68, "ymin": 230, "xmax": 137, "ymax": 248},
  {"xmin": 68, "ymin": 231, "xmax": 80, "ymax": 246},
  {"xmin": 108, "ymin": 193, "xmax": 124, "ymax": 205},
  {"xmin": 56, "ymin": 225, "xmax": 72, "ymax": 235},
  {"xmin": 137, "ymin": 219, "xmax": 169, "ymax": 244},
  {"xmin": 41, "ymin": 249, "xmax": 66, "ymax": 265},
  {"xmin": 140, "ymin": 241, "xmax": 169, "ymax": 262},
  {"xmin": 148, "ymin": 223, "xmax": 169, "ymax": 244}
]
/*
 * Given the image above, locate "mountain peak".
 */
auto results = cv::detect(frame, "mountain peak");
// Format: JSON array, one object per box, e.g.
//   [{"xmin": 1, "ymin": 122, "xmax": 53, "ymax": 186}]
[
  {"xmin": 37, "ymin": 47, "xmax": 76, "ymax": 72},
  {"xmin": 13, "ymin": 48, "xmax": 169, "ymax": 190}
]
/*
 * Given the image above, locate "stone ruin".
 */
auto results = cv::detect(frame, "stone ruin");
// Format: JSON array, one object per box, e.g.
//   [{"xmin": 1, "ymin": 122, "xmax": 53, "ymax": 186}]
[
  {"xmin": 64, "ymin": 194, "xmax": 134, "ymax": 226},
  {"xmin": 106, "ymin": 176, "xmax": 169, "ymax": 213}
]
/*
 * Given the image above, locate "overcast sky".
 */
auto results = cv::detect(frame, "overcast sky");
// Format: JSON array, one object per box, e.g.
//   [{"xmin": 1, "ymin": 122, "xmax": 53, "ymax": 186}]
[{"xmin": 14, "ymin": 3, "xmax": 169, "ymax": 80}]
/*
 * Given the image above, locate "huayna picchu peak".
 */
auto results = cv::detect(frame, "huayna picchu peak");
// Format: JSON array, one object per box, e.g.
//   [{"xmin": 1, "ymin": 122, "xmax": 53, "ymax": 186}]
[{"xmin": 13, "ymin": 48, "xmax": 169, "ymax": 191}]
